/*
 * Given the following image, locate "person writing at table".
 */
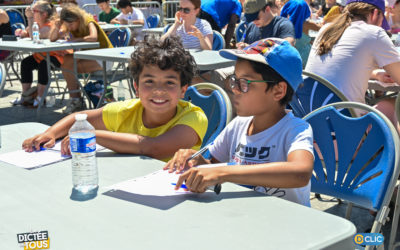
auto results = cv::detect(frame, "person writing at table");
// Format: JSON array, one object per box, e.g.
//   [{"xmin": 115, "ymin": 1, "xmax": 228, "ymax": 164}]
[
  {"xmin": 48, "ymin": 3, "xmax": 113, "ymax": 114},
  {"xmin": 305, "ymin": 0, "xmax": 400, "ymax": 134},
  {"xmin": 165, "ymin": 38, "xmax": 314, "ymax": 206},
  {"xmin": 96, "ymin": 0, "xmax": 121, "ymax": 24},
  {"xmin": 22, "ymin": 37, "xmax": 208, "ymax": 162},
  {"xmin": 110, "ymin": 0, "xmax": 147, "ymax": 41},
  {"xmin": 11, "ymin": 1, "xmax": 64, "ymax": 107},
  {"xmin": 161, "ymin": 0, "xmax": 213, "ymax": 50}
]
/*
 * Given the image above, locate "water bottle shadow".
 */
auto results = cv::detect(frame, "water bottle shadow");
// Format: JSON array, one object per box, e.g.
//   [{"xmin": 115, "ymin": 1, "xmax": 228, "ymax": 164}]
[{"xmin": 70, "ymin": 186, "xmax": 98, "ymax": 201}]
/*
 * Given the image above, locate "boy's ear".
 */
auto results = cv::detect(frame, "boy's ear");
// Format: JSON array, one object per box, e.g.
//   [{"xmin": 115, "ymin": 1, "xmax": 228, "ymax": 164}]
[
  {"xmin": 272, "ymin": 81, "xmax": 287, "ymax": 102},
  {"xmin": 133, "ymin": 81, "xmax": 139, "ymax": 97},
  {"xmin": 180, "ymin": 84, "xmax": 188, "ymax": 98}
]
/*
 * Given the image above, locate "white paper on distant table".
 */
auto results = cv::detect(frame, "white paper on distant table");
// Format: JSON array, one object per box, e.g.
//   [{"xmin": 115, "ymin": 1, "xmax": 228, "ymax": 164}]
[{"xmin": 0, "ymin": 141, "xmax": 105, "ymax": 169}]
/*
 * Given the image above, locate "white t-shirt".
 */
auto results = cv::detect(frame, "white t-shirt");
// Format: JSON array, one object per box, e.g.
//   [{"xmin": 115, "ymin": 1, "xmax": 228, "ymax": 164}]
[
  {"xmin": 115, "ymin": 8, "xmax": 148, "ymax": 40},
  {"xmin": 176, "ymin": 18, "xmax": 213, "ymax": 49},
  {"xmin": 209, "ymin": 112, "xmax": 314, "ymax": 206},
  {"xmin": 305, "ymin": 21, "xmax": 400, "ymax": 104}
]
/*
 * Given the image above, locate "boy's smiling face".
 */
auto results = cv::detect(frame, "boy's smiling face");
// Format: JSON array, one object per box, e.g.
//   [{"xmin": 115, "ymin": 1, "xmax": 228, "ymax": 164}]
[{"xmin": 136, "ymin": 65, "xmax": 187, "ymax": 127}]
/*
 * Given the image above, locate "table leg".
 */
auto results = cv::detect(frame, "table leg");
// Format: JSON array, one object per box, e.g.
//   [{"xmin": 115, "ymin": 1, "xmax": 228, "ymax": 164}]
[
  {"xmin": 96, "ymin": 60, "xmax": 108, "ymax": 108},
  {"xmin": 36, "ymin": 52, "xmax": 52, "ymax": 120}
]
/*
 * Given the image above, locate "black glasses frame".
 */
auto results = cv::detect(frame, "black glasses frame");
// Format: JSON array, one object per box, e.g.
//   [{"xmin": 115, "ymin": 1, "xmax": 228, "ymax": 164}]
[
  {"xmin": 228, "ymin": 75, "xmax": 276, "ymax": 93},
  {"xmin": 177, "ymin": 7, "xmax": 191, "ymax": 14}
]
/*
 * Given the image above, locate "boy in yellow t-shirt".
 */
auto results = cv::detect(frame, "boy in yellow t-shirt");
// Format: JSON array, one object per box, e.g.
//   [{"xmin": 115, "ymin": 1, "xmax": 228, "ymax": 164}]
[{"xmin": 22, "ymin": 37, "xmax": 208, "ymax": 162}]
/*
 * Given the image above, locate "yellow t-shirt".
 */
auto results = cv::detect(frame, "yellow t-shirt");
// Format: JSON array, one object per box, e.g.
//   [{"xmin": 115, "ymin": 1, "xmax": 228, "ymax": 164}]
[
  {"xmin": 71, "ymin": 15, "xmax": 113, "ymax": 49},
  {"xmin": 102, "ymin": 99, "xmax": 208, "ymax": 161},
  {"xmin": 323, "ymin": 6, "xmax": 341, "ymax": 23}
]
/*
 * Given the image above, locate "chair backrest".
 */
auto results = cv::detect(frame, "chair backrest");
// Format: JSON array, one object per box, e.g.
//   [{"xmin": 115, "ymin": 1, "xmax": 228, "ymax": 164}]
[
  {"xmin": 212, "ymin": 30, "xmax": 225, "ymax": 51},
  {"xmin": 235, "ymin": 21, "xmax": 247, "ymax": 42},
  {"xmin": 289, "ymin": 70, "xmax": 356, "ymax": 118},
  {"xmin": 10, "ymin": 22, "xmax": 25, "ymax": 35},
  {"xmin": 184, "ymin": 85, "xmax": 228, "ymax": 158},
  {"xmin": 192, "ymin": 83, "xmax": 233, "ymax": 125},
  {"xmin": 304, "ymin": 102, "xmax": 399, "ymax": 213},
  {"xmin": 6, "ymin": 8, "xmax": 26, "ymax": 27},
  {"xmin": 146, "ymin": 14, "xmax": 161, "ymax": 28},
  {"xmin": 108, "ymin": 28, "xmax": 131, "ymax": 47}
]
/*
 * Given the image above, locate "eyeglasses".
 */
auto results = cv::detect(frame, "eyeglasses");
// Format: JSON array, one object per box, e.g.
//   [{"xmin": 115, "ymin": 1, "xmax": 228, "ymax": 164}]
[
  {"xmin": 178, "ymin": 7, "xmax": 191, "ymax": 14},
  {"xmin": 228, "ymin": 75, "xmax": 275, "ymax": 93},
  {"xmin": 33, "ymin": 9, "xmax": 42, "ymax": 13}
]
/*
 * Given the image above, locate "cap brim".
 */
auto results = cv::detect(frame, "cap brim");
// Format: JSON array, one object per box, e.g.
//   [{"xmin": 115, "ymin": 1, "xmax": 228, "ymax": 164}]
[
  {"xmin": 244, "ymin": 12, "xmax": 259, "ymax": 23},
  {"xmin": 219, "ymin": 49, "xmax": 267, "ymax": 65},
  {"xmin": 382, "ymin": 17, "xmax": 390, "ymax": 30}
]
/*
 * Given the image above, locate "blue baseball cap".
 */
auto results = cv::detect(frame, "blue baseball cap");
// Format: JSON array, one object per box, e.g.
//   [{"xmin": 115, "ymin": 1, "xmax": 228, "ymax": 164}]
[
  {"xmin": 219, "ymin": 38, "xmax": 303, "ymax": 91},
  {"xmin": 346, "ymin": 0, "xmax": 390, "ymax": 30}
]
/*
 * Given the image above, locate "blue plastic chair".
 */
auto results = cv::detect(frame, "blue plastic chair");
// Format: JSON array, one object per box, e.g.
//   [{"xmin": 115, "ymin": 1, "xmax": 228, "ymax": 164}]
[
  {"xmin": 146, "ymin": 14, "xmax": 160, "ymax": 28},
  {"xmin": 6, "ymin": 8, "xmax": 26, "ymax": 27},
  {"xmin": 304, "ymin": 102, "xmax": 400, "ymax": 242},
  {"xmin": 107, "ymin": 28, "xmax": 131, "ymax": 47},
  {"xmin": 289, "ymin": 70, "xmax": 356, "ymax": 118},
  {"xmin": 235, "ymin": 21, "xmax": 247, "ymax": 42},
  {"xmin": 212, "ymin": 30, "xmax": 225, "ymax": 50},
  {"xmin": 184, "ymin": 84, "xmax": 228, "ymax": 158}
]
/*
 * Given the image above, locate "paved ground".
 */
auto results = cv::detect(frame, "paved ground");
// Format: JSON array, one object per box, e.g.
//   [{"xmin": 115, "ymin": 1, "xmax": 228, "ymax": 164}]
[{"xmin": 0, "ymin": 72, "xmax": 398, "ymax": 249}]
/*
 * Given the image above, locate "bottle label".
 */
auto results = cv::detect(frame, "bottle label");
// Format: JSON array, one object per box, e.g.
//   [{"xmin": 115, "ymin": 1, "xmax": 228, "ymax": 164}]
[{"xmin": 70, "ymin": 136, "xmax": 96, "ymax": 153}]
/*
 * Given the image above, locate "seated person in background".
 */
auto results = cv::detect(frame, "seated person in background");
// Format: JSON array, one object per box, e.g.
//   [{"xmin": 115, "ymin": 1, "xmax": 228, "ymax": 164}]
[
  {"xmin": 387, "ymin": 0, "xmax": 400, "ymax": 33},
  {"xmin": 49, "ymin": 3, "xmax": 113, "ymax": 114},
  {"xmin": 306, "ymin": 0, "xmax": 400, "ymax": 133},
  {"xmin": 323, "ymin": 0, "xmax": 346, "ymax": 23},
  {"xmin": 96, "ymin": 0, "xmax": 121, "ymax": 24},
  {"xmin": 317, "ymin": 0, "xmax": 337, "ymax": 17},
  {"xmin": 22, "ymin": 37, "xmax": 208, "ymax": 162},
  {"xmin": 110, "ymin": 0, "xmax": 148, "ymax": 41},
  {"xmin": 238, "ymin": 0, "xmax": 295, "ymax": 49},
  {"xmin": 165, "ymin": 38, "xmax": 314, "ymax": 206},
  {"xmin": 12, "ymin": 1, "xmax": 62, "ymax": 107},
  {"xmin": 210, "ymin": 0, "xmax": 295, "ymax": 114},
  {"xmin": 0, "ymin": 9, "xmax": 12, "ymax": 61},
  {"xmin": 161, "ymin": 0, "xmax": 213, "ymax": 50}
]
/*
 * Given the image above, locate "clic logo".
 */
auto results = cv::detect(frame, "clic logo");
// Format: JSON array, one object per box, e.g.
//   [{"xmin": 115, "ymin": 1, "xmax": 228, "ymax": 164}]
[{"xmin": 354, "ymin": 233, "xmax": 384, "ymax": 246}]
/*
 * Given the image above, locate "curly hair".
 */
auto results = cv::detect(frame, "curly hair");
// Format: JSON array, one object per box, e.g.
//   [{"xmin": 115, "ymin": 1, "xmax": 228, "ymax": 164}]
[{"xmin": 130, "ymin": 36, "xmax": 197, "ymax": 87}]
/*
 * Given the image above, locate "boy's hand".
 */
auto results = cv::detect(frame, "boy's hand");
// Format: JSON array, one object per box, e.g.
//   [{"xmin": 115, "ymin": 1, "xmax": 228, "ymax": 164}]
[
  {"xmin": 175, "ymin": 167, "xmax": 221, "ymax": 193},
  {"xmin": 236, "ymin": 42, "xmax": 249, "ymax": 49},
  {"xmin": 22, "ymin": 132, "xmax": 56, "ymax": 152},
  {"xmin": 61, "ymin": 136, "xmax": 71, "ymax": 156},
  {"xmin": 163, "ymin": 148, "xmax": 198, "ymax": 173}
]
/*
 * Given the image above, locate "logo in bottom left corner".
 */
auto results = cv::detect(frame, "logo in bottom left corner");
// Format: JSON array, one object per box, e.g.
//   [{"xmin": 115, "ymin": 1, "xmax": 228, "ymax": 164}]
[{"xmin": 17, "ymin": 231, "xmax": 50, "ymax": 250}]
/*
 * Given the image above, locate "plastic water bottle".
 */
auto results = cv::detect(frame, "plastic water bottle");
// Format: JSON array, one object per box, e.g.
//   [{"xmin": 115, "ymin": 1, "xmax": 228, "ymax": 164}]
[
  {"xmin": 117, "ymin": 81, "xmax": 125, "ymax": 101},
  {"xmin": 69, "ymin": 114, "xmax": 98, "ymax": 193},
  {"xmin": 45, "ymin": 88, "xmax": 56, "ymax": 107},
  {"xmin": 127, "ymin": 12, "xmax": 133, "ymax": 25},
  {"xmin": 32, "ymin": 22, "xmax": 40, "ymax": 43}
]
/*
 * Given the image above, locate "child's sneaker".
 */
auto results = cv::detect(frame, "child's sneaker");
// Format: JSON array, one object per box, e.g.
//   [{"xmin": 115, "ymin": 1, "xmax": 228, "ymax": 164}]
[
  {"xmin": 62, "ymin": 99, "xmax": 82, "ymax": 114},
  {"xmin": 10, "ymin": 97, "xmax": 23, "ymax": 105}
]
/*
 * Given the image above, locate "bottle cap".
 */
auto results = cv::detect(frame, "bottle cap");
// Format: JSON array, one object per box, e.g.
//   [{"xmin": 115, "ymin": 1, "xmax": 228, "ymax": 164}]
[{"xmin": 75, "ymin": 113, "xmax": 87, "ymax": 121}]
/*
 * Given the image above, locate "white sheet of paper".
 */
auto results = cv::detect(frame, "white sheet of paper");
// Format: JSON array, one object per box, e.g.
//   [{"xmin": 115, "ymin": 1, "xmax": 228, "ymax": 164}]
[
  {"xmin": 107, "ymin": 170, "xmax": 192, "ymax": 196},
  {"xmin": 106, "ymin": 163, "xmax": 230, "ymax": 196},
  {"xmin": 0, "ymin": 141, "xmax": 105, "ymax": 169}
]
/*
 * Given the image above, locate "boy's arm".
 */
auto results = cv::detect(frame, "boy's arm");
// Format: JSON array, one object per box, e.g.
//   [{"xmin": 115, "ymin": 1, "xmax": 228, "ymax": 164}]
[
  {"xmin": 95, "ymin": 124, "xmax": 200, "ymax": 160},
  {"xmin": 175, "ymin": 149, "xmax": 314, "ymax": 193},
  {"xmin": 22, "ymin": 108, "xmax": 106, "ymax": 152}
]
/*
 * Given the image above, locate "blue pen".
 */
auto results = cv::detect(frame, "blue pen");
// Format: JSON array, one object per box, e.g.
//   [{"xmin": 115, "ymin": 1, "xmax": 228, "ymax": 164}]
[{"xmin": 171, "ymin": 182, "xmax": 221, "ymax": 194}]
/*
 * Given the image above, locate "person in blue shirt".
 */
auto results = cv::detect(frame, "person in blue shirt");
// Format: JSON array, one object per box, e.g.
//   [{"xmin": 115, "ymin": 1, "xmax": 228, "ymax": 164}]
[{"xmin": 199, "ymin": 0, "xmax": 242, "ymax": 48}]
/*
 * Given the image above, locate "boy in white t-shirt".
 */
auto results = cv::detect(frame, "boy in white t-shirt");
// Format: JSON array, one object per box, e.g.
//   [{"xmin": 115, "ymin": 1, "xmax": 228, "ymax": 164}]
[
  {"xmin": 111, "ymin": 0, "xmax": 148, "ymax": 40},
  {"xmin": 164, "ymin": 38, "xmax": 315, "ymax": 206}
]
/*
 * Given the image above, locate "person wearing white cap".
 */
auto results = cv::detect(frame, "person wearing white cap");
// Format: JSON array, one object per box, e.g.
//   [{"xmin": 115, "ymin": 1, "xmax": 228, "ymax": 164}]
[{"xmin": 306, "ymin": 0, "xmax": 400, "ymax": 133}]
